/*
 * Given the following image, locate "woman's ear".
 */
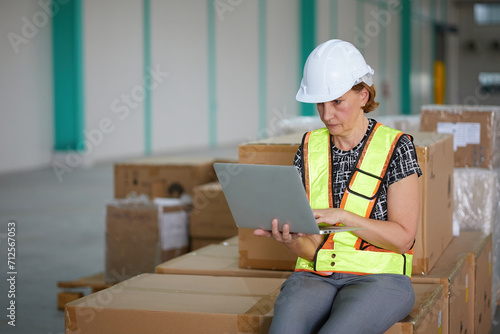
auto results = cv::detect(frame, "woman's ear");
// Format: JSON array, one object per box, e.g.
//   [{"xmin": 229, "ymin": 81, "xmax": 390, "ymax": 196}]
[{"xmin": 361, "ymin": 87, "xmax": 369, "ymax": 105}]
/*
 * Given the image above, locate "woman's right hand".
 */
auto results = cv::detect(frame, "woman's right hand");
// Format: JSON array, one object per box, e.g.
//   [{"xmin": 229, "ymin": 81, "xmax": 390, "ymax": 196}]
[{"xmin": 253, "ymin": 218, "xmax": 304, "ymax": 244}]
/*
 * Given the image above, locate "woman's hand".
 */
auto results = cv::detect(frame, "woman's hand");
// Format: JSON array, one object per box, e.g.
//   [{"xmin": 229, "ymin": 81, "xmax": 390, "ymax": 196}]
[
  {"xmin": 253, "ymin": 219, "xmax": 324, "ymax": 261},
  {"xmin": 253, "ymin": 219, "xmax": 304, "ymax": 244},
  {"xmin": 312, "ymin": 208, "xmax": 346, "ymax": 226}
]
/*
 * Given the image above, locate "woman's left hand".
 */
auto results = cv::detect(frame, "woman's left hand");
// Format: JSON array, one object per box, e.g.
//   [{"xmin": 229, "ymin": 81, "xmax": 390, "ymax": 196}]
[{"xmin": 312, "ymin": 208, "xmax": 347, "ymax": 226}]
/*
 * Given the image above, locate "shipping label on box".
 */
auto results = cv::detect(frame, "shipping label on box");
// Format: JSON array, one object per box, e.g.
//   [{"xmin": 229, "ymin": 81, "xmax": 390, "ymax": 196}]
[{"xmin": 420, "ymin": 105, "xmax": 500, "ymax": 169}]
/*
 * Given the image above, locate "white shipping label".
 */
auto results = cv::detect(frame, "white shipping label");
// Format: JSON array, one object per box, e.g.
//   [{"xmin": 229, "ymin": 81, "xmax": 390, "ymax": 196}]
[
  {"xmin": 437, "ymin": 122, "xmax": 481, "ymax": 151},
  {"xmin": 158, "ymin": 210, "xmax": 189, "ymax": 250}
]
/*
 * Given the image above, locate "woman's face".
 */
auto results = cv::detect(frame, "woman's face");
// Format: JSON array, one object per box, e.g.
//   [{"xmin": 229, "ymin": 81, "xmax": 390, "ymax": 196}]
[{"xmin": 316, "ymin": 88, "xmax": 368, "ymax": 137}]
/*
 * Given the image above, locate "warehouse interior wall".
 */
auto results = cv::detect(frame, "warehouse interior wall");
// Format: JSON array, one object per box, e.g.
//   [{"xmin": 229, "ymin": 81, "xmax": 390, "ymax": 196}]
[
  {"xmin": 0, "ymin": 1, "xmax": 54, "ymax": 174},
  {"xmin": 0, "ymin": 0, "xmax": 468, "ymax": 175}
]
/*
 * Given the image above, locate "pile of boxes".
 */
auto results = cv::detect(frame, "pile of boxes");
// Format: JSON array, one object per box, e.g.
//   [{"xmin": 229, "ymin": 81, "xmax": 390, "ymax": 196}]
[
  {"xmin": 65, "ymin": 106, "xmax": 499, "ymax": 334},
  {"xmin": 105, "ymin": 156, "xmax": 239, "ymax": 283}
]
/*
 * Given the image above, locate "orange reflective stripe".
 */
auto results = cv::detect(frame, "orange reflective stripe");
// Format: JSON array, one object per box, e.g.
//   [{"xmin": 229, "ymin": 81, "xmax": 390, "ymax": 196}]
[{"xmin": 303, "ymin": 132, "xmax": 311, "ymax": 202}]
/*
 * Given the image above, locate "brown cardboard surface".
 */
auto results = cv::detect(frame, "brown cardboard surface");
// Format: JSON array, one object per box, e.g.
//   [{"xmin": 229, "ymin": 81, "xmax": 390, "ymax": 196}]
[
  {"xmin": 190, "ymin": 237, "xmax": 231, "ymax": 251},
  {"xmin": 472, "ymin": 233, "xmax": 493, "ymax": 334},
  {"xmin": 105, "ymin": 202, "xmax": 189, "ymax": 284},
  {"xmin": 385, "ymin": 284, "xmax": 444, "ymax": 334},
  {"xmin": 238, "ymin": 131, "xmax": 455, "ymax": 274},
  {"xmin": 156, "ymin": 242, "xmax": 293, "ymax": 278},
  {"xmin": 190, "ymin": 182, "xmax": 238, "ymax": 238},
  {"xmin": 420, "ymin": 106, "xmax": 500, "ymax": 169},
  {"xmin": 114, "ymin": 156, "xmax": 217, "ymax": 199},
  {"xmin": 410, "ymin": 132, "xmax": 454, "ymax": 275},
  {"xmin": 65, "ymin": 274, "xmax": 286, "ymax": 334},
  {"xmin": 412, "ymin": 234, "xmax": 476, "ymax": 334},
  {"xmin": 105, "ymin": 204, "xmax": 161, "ymax": 283}
]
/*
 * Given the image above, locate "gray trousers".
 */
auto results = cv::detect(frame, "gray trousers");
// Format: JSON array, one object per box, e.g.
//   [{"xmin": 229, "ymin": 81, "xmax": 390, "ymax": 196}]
[{"xmin": 269, "ymin": 271, "xmax": 414, "ymax": 334}]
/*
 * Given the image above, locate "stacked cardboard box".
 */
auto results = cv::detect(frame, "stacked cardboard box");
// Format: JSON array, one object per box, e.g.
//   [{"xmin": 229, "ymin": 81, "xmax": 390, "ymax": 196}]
[
  {"xmin": 420, "ymin": 105, "xmax": 500, "ymax": 169},
  {"xmin": 237, "ymin": 130, "xmax": 455, "ymax": 275},
  {"xmin": 189, "ymin": 182, "xmax": 238, "ymax": 249},
  {"xmin": 105, "ymin": 196, "xmax": 190, "ymax": 284},
  {"xmin": 421, "ymin": 105, "xmax": 500, "ymax": 316},
  {"xmin": 65, "ymin": 272, "xmax": 445, "ymax": 334},
  {"xmin": 114, "ymin": 156, "xmax": 217, "ymax": 199}
]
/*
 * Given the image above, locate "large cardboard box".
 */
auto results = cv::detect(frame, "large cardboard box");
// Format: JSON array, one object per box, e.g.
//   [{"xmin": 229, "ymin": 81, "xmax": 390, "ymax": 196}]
[
  {"xmin": 156, "ymin": 240, "xmax": 293, "ymax": 278},
  {"xmin": 190, "ymin": 182, "xmax": 238, "ymax": 239},
  {"xmin": 412, "ymin": 235, "xmax": 475, "ymax": 334},
  {"xmin": 237, "ymin": 131, "xmax": 454, "ymax": 275},
  {"xmin": 467, "ymin": 232, "xmax": 493, "ymax": 334},
  {"xmin": 238, "ymin": 132, "xmax": 303, "ymax": 165},
  {"xmin": 65, "ymin": 273, "xmax": 445, "ymax": 334},
  {"xmin": 411, "ymin": 132, "xmax": 454, "ymax": 275},
  {"xmin": 420, "ymin": 105, "xmax": 500, "ymax": 169},
  {"xmin": 65, "ymin": 273, "xmax": 286, "ymax": 334},
  {"xmin": 114, "ymin": 156, "xmax": 217, "ymax": 199},
  {"xmin": 385, "ymin": 284, "xmax": 445, "ymax": 334},
  {"xmin": 105, "ymin": 199, "xmax": 189, "ymax": 284}
]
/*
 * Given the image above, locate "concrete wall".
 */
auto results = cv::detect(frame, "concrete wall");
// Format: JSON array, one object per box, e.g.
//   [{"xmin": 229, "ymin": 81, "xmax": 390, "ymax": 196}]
[{"xmin": 0, "ymin": 0, "xmax": 54, "ymax": 173}]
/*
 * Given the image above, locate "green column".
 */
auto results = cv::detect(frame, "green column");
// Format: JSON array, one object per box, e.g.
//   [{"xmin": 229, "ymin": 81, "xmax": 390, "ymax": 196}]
[
  {"xmin": 400, "ymin": 0, "xmax": 412, "ymax": 115},
  {"xmin": 53, "ymin": 0, "xmax": 84, "ymax": 151},
  {"xmin": 299, "ymin": 0, "xmax": 316, "ymax": 116}
]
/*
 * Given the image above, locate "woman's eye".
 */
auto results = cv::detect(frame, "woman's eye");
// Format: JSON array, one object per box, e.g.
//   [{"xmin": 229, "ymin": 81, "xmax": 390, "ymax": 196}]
[{"xmin": 333, "ymin": 100, "xmax": 341, "ymax": 105}]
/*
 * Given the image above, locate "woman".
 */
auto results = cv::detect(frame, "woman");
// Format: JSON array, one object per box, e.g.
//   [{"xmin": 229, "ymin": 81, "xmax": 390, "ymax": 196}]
[{"xmin": 254, "ymin": 39, "xmax": 421, "ymax": 334}]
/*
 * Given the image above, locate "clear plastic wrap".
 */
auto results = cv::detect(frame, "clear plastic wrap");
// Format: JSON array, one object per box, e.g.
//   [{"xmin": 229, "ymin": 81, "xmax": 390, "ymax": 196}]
[
  {"xmin": 454, "ymin": 167, "xmax": 500, "ymax": 317},
  {"xmin": 274, "ymin": 114, "xmax": 421, "ymax": 136},
  {"xmin": 376, "ymin": 114, "xmax": 421, "ymax": 133},
  {"xmin": 274, "ymin": 116, "xmax": 324, "ymax": 136},
  {"xmin": 420, "ymin": 105, "xmax": 500, "ymax": 169}
]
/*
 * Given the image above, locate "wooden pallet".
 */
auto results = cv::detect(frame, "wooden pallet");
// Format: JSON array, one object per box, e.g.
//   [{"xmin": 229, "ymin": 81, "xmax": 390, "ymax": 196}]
[{"xmin": 57, "ymin": 272, "xmax": 113, "ymax": 310}]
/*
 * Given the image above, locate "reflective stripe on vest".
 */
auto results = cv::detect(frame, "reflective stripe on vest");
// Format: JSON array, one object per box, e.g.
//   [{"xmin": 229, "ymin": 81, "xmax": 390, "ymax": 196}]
[{"xmin": 295, "ymin": 123, "xmax": 413, "ymax": 277}]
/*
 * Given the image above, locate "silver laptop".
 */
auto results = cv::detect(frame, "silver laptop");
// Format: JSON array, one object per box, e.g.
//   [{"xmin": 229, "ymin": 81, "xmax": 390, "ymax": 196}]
[{"xmin": 213, "ymin": 163, "xmax": 363, "ymax": 235}]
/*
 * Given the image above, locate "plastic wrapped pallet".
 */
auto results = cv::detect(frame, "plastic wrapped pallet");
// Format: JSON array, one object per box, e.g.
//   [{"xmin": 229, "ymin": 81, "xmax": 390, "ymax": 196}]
[
  {"xmin": 453, "ymin": 167, "xmax": 500, "ymax": 317},
  {"xmin": 376, "ymin": 114, "xmax": 421, "ymax": 133},
  {"xmin": 274, "ymin": 116, "xmax": 324, "ymax": 136},
  {"xmin": 274, "ymin": 115, "xmax": 421, "ymax": 137},
  {"xmin": 420, "ymin": 105, "xmax": 500, "ymax": 169},
  {"xmin": 105, "ymin": 193, "xmax": 191, "ymax": 284}
]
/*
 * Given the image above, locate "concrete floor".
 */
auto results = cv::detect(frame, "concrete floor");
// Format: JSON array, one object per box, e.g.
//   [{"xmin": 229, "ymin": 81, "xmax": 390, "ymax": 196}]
[{"xmin": 0, "ymin": 145, "xmax": 500, "ymax": 334}]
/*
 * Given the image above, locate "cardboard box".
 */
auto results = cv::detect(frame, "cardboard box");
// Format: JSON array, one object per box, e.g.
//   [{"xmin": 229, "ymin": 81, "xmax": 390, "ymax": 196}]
[
  {"xmin": 65, "ymin": 273, "xmax": 286, "ymax": 334},
  {"xmin": 237, "ymin": 131, "xmax": 455, "ymax": 275},
  {"xmin": 114, "ymin": 156, "xmax": 217, "ymax": 199},
  {"xmin": 420, "ymin": 105, "xmax": 500, "ymax": 169},
  {"xmin": 385, "ymin": 284, "xmax": 445, "ymax": 334},
  {"xmin": 412, "ymin": 235, "xmax": 475, "ymax": 334},
  {"xmin": 410, "ymin": 132, "xmax": 454, "ymax": 275},
  {"xmin": 238, "ymin": 132, "xmax": 303, "ymax": 165},
  {"xmin": 190, "ymin": 182, "xmax": 238, "ymax": 239},
  {"xmin": 468, "ymin": 232, "xmax": 493, "ymax": 334},
  {"xmin": 156, "ymin": 240, "xmax": 293, "ymax": 278},
  {"xmin": 105, "ymin": 199, "xmax": 189, "ymax": 284},
  {"xmin": 190, "ymin": 237, "xmax": 232, "ymax": 250}
]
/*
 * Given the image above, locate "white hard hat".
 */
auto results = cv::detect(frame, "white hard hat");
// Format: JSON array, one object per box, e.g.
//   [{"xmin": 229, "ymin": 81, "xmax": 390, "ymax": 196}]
[{"xmin": 296, "ymin": 39, "xmax": 374, "ymax": 103}]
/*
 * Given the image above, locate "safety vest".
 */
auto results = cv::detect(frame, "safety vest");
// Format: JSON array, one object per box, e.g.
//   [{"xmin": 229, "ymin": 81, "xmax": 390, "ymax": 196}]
[{"xmin": 295, "ymin": 122, "xmax": 413, "ymax": 277}]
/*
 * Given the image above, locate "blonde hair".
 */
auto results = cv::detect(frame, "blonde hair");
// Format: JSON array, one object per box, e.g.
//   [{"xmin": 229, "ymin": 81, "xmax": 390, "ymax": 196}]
[{"xmin": 351, "ymin": 82, "xmax": 379, "ymax": 113}]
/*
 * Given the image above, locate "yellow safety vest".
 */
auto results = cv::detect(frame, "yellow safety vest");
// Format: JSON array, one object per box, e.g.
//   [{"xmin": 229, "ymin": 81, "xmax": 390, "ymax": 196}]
[{"xmin": 295, "ymin": 123, "xmax": 413, "ymax": 277}]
